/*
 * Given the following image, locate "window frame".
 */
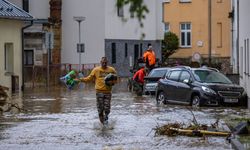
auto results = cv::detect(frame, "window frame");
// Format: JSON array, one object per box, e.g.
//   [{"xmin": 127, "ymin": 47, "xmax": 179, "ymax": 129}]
[
  {"xmin": 180, "ymin": 22, "xmax": 192, "ymax": 48},
  {"xmin": 111, "ymin": 43, "xmax": 116, "ymax": 64},
  {"xmin": 164, "ymin": 22, "xmax": 170, "ymax": 33},
  {"xmin": 179, "ymin": 71, "xmax": 191, "ymax": 82},
  {"xmin": 179, "ymin": 0, "xmax": 192, "ymax": 3},
  {"xmin": 117, "ymin": 5, "xmax": 124, "ymax": 17},
  {"xmin": 4, "ymin": 43, "xmax": 14, "ymax": 73},
  {"xmin": 168, "ymin": 70, "xmax": 181, "ymax": 81},
  {"xmin": 24, "ymin": 49, "xmax": 34, "ymax": 65},
  {"xmin": 23, "ymin": 0, "xmax": 29, "ymax": 12},
  {"xmin": 217, "ymin": 22, "xmax": 222, "ymax": 48},
  {"xmin": 125, "ymin": 43, "xmax": 128, "ymax": 58}
]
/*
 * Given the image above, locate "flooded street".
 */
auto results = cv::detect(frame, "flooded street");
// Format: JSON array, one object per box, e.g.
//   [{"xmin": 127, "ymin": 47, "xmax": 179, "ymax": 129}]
[{"xmin": 0, "ymin": 80, "xmax": 248, "ymax": 150}]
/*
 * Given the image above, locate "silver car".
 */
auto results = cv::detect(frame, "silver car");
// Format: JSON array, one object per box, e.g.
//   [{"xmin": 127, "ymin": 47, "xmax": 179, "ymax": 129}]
[{"xmin": 144, "ymin": 67, "xmax": 170, "ymax": 95}]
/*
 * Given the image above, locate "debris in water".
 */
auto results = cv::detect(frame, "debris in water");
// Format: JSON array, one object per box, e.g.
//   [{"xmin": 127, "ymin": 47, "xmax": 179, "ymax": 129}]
[{"xmin": 154, "ymin": 122, "xmax": 230, "ymax": 137}]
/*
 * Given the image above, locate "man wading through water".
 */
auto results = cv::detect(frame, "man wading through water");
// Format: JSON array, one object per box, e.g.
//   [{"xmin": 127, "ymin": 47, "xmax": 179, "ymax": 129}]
[{"xmin": 75, "ymin": 57, "xmax": 117, "ymax": 125}]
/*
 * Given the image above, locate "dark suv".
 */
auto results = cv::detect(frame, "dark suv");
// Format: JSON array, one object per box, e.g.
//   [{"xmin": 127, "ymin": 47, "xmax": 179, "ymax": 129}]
[{"xmin": 156, "ymin": 66, "xmax": 248, "ymax": 107}]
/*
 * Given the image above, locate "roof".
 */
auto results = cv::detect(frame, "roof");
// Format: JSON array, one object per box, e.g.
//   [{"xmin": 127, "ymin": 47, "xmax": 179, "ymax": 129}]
[{"xmin": 0, "ymin": 0, "xmax": 33, "ymax": 20}]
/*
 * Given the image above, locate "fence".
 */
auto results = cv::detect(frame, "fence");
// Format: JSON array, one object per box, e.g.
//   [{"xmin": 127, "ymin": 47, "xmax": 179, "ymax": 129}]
[{"xmin": 24, "ymin": 63, "xmax": 99, "ymax": 88}]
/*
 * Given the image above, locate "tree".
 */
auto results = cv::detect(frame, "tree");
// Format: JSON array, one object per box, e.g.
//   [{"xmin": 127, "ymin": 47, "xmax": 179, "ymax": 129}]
[
  {"xmin": 162, "ymin": 32, "xmax": 179, "ymax": 61},
  {"xmin": 116, "ymin": 0, "xmax": 149, "ymax": 27}
]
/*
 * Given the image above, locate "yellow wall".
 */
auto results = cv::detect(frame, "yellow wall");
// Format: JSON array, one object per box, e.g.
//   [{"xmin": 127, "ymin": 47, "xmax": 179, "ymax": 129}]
[
  {"xmin": 0, "ymin": 19, "xmax": 23, "ymax": 92},
  {"xmin": 163, "ymin": 0, "xmax": 231, "ymax": 59}
]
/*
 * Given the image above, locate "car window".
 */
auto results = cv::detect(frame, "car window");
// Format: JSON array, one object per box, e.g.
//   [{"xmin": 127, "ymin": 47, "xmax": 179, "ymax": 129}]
[
  {"xmin": 149, "ymin": 69, "xmax": 168, "ymax": 77},
  {"xmin": 179, "ymin": 71, "xmax": 190, "ymax": 82},
  {"xmin": 168, "ymin": 70, "xmax": 181, "ymax": 81},
  {"xmin": 193, "ymin": 70, "xmax": 232, "ymax": 84}
]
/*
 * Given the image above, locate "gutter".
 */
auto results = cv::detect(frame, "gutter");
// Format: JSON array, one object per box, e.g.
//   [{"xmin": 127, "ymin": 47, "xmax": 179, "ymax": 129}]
[{"xmin": 21, "ymin": 20, "xmax": 33, "ymax": 91}]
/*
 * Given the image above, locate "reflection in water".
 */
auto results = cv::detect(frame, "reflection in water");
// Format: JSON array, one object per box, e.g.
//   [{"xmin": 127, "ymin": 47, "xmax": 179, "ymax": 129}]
[{"xmin": 0, "ymin": 80, "xmax": 248, "ymax": 149}]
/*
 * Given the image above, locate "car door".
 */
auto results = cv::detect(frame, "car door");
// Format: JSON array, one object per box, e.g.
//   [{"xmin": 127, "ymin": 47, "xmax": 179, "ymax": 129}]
[
  {"xmin": 175, "ymin": 71, "xmax": 192, "ymax": 102},
  {"xmin": 164, "ymin": 70, "xmax": 181, "ymax": 101}
]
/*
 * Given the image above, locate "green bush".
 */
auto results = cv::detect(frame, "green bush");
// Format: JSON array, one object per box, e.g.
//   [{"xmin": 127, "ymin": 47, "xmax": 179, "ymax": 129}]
[{"xmin": 162, "ymin": 32, "xmax": 179, "ymax": 61}]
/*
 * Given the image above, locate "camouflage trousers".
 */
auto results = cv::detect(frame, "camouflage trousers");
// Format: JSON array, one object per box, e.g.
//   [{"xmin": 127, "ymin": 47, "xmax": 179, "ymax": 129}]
[{"xmin": 96, "ymin": 92, "xmax": 111, "ymax": 123}]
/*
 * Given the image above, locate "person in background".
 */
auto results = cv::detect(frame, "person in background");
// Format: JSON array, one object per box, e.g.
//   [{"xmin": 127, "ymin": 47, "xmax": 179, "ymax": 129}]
[
  {"xmin": 132, "ymin": 67, "xmax": 146, "ymax": 96},
  {"xmin": 143, "ymin": 43, "xmax": 156, "ymax": 71},
  {"xmin": 75, "ymin": 57, "xmax": 117, "ymax": 125}
]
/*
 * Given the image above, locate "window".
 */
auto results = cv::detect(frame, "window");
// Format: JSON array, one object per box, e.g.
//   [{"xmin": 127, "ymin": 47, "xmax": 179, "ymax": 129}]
[
  {"xmin": 134, "ymin": 44, "xmax": 139, "ymax": 63},
  {"xmin": 180, "ymin": 23, "xmax": 191, "ymax": 47},
  {"xmin": 179, "ymin": 71, "xmax": 190, "ymax": 82},
  {"xmin": 125, "ymin": 43, "xmax": 128, "ymax": 58},
  {"xmin": 111, "ymin": 43, "xmax": 116, "ymax": 64},
  {"xmin": 24, "ymin": 50, "xmax": 34, "ymax": 65},
  {"xmin": 164, "ymin": 23, "xmax": 170, "ymax": 33},
  {"xmin": 117, "ymin": 5, "xmax": 124, "ymax": 17},
  {"xmin": 217, "ymin": 0, "xmax": 222, "ymax": 3},
  {"xmin": 168, "ymin": 70, "xmax": 181, "ymax": 81},
  {"xmin": 179, "ymin": 0, "xmax": 191, "ymax": 3},
  {"xmin": 140, "ymin": 43, "xmax": 143, "ymax": 57},
  {"xmin": 23, "ymin": 0, "xmax": 29, "ymax": 12},
  {"xmin": 217, "ymin": 22, "xmax": 222, "ymax": 48},
  {"xmin": 4, "ymin": 43, "xmax": 14, "ymax": 73}
]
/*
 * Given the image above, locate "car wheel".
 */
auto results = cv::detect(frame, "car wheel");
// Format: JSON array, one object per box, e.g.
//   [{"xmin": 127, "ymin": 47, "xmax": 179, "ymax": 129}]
[
  {"xmin": 191, "ymin": 95, "xmax": 201, "ymax": 108},
  {"xmin": 157, "ymin": 91, "xmax": 167, "ymax": 105}
]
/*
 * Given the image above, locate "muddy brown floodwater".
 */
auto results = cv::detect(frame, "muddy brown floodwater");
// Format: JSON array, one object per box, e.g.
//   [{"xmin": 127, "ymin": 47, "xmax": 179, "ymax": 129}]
[{"xmin": 0, "ymin": 79, "xmax": 248, "ymax": 150}]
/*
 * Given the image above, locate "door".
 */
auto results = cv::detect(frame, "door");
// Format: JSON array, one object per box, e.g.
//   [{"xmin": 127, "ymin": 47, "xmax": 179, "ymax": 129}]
[
  {"xmin": 176, "ymin": 71, "xmax": 192, "ymax": 102},
  {"xmin": 134, "ymin": 44, "xmax": 139, "ymax": 63},
  {"xmin": 164, "ymin": 70, "xmax": 181, "ymax": 100}
]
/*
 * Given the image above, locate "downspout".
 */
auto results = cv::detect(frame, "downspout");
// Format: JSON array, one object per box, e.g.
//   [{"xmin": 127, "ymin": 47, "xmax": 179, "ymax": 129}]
[
  {"xmin": 230, "ymin": 0, "xmax": 234, "ymax": 73},
  {"xmin": 208, "ymin": 0, "xmax": 212, "ymax": 66},
  {"xmin": 236, "ymin": 0, "xmax": 239, "ymax": 73},
  {"xmin": 21, "ymin": 20, "xmax": 33, "ymax": 91}
]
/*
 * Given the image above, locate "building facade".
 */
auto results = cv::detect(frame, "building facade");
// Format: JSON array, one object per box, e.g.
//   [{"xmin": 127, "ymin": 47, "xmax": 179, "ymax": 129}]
[
  {"xmin": 0, "ymin": 0, "xmax": 33, "ymax": 93},
  {"xmin": 163, "ymin": 0, "xmax": 231, "ymax": 68},
  {"xmin": 238, "ymin": 0, "xmax": 250, "ymax": 107},
  {"xmin": 11, "ymin": 0, "xmax": 165, "ymax": 77},
  {"xmin": 62, "ymin": 0, "xmax": 165, "ymax": 76}
]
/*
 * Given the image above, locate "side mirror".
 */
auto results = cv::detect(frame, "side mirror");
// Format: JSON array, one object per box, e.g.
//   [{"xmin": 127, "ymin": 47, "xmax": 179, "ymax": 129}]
[{"xmin": 183, "ymin": 79, "xmax": 190, "ymax": 84}]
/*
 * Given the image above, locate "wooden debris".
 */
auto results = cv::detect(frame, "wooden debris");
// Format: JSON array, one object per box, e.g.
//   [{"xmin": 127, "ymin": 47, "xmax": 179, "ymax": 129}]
[{"xmin": 154, "ymin": 122, "xmax": 231, "ymax": 137}]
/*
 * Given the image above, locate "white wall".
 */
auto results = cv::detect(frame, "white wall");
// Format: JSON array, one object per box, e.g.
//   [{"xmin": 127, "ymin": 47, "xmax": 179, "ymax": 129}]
[
  {"xmin": 105, "ymin": 0, "xmax": 163, "ymax": 40},
  {"xmin": 29, "ymin": 0, "xmax": 50, "ymax": 19},
  {"xmin": 61, "ymin": 0, "xmax": 105, "ymax": 65},
  {"xmin": 8, "ymin": 0, "xmax": 22, "ymax": 8},
  {"xmin": 239, "ymin": 0, "xmax": 250, "ymax": 100},
  {"xmin": 0, "ymin": 20, "xmax": 23, "ymax": 92},
  {"xmin": 156, "ymin": 0, "xmax": 165, "ymax": 40}
]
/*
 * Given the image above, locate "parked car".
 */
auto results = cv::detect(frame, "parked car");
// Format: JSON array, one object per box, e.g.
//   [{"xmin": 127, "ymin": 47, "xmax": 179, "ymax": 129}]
[
  {"xmin": 156, "ymin": 66, "xmax": 248, "ymax": 107},
  {"xmin": 144, "ymin": 67, "xmax": 170, "ymax": 95}
]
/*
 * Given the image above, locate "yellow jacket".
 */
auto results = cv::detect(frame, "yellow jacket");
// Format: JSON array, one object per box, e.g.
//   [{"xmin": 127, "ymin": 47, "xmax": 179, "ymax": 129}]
[{"xmin": 81, "ymin": 66, "xmax": 117, "ymax": 93}]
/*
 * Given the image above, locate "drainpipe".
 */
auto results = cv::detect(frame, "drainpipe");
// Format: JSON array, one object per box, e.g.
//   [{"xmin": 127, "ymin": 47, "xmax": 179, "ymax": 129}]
[
  {"xmin": 208, "ymin": 0, "xmax": 212, "ymax": 66},
  {"xmin": 236, "ymin": 0, "xmax": 239, "ymax": 73},
  {"xmin": 21, "ymin": 20, "xmax": 33, "ymax": 91}
]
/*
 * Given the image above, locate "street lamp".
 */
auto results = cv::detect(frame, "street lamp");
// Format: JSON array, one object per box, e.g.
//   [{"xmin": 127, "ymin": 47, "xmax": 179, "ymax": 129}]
[{"xmin": 73, "ymin": 16, "xmax": 85, "ymax": 73}]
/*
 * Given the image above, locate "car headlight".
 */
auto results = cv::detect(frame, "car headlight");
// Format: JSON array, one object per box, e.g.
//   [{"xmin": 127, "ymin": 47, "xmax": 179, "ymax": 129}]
[{"xmin": 201, "ymin": 86, "xmax": 216, "ymax": 95}]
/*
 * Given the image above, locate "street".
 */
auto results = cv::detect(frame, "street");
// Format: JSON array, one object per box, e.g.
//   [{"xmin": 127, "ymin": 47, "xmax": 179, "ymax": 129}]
[{"xmin": 0, "ymin": 79, "xmax": 247, "ymax": 150}]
